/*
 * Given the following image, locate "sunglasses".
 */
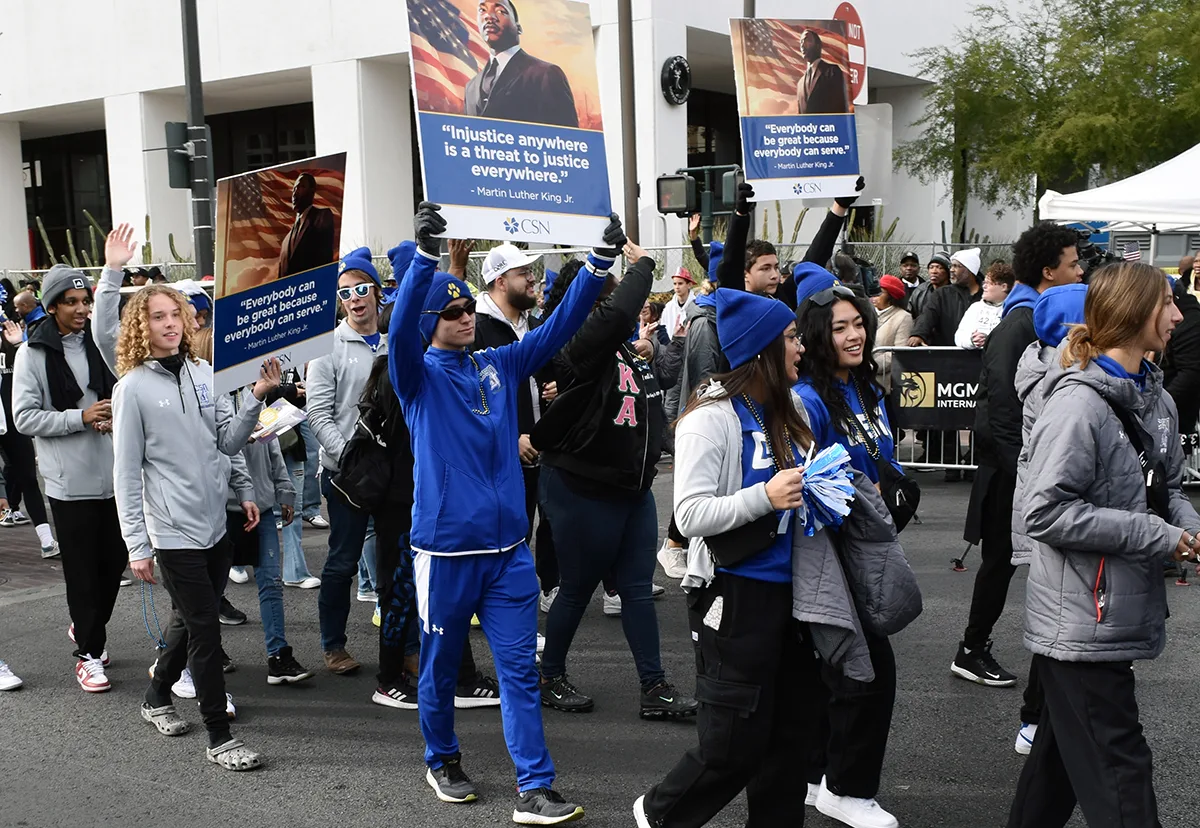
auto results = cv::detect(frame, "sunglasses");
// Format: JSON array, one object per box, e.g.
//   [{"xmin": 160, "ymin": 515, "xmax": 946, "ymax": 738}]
[
  {"xmin": 422, "ymin": 298, "xmax": 477, "ymax": 321},
  {"xmin": 336, "ymin": 283, "xmax": 374, "ymax": 301},
  {"xmin": 808, "ymin": 285, "xmax": 857, "ymax": 307}
]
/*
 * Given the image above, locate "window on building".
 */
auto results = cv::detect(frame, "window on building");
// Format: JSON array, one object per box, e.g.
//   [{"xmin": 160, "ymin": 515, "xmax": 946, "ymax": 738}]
[
  {"xmin": 207, "ymin": 103, "xmax": 316, "ymax": 179},
  {"xmin": 22, "ymin": 131, "xmax": 111, "ymax": 269}
]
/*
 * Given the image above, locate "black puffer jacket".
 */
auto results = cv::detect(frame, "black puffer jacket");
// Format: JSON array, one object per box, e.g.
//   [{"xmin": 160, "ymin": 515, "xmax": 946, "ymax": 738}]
[
  {"xmin": 1163, "ymin": 287, "xmax": 1200, "ymax": 440},
  {"xmin": 532, "ymin": 257, "xmax": 663, "ymax": 496},
  {"xmin": 912, "ymin": 282, "xmax": 980, "ymax": 346}
]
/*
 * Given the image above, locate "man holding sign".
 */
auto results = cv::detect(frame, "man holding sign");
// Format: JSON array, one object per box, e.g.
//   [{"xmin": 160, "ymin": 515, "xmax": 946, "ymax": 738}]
[{"xmin": 465, "ymin": 0, "xmax": 578, "ymax": 128}]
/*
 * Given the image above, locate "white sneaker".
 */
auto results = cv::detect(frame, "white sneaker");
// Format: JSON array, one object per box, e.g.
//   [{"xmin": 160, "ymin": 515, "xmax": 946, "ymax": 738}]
[
  {"xmin": 225, "ymin": 693, "xmax": 236, "ymax": 720},
  {"xmin": 536, "ymin": 633, "xmax": 546, "ymax": 654},
  {"xmin": 806, "ymin": 782, "xmax": 819, "ymax": 806},
  {"xmin": 651, "ymin": 583, "xmax": 666, "ymax": 597},
  {"xmin": 228, "ymin": 566, "xmax": 250, "ymax": 584},
  {"xmin": 603, "ymin": 592, "xmax": 622, "ymax": 617},
  {"xmin": 284, "ymin": 576, "xmax": 321, "ymax": 589},
  {"xmin": 633, "ymin": 795, "xmax": 652, "ymax": 828},
  {"xmin": 0, "ymin": 661, "xmax": 23, "ymax": 690},
  {"xmin": 172, "ymin": 668, "xmax": 197, "ymax": 699},
  {"xmin": 1015, "ymin": 722, "xmax": 1037, "ymax": 755},
  {"xmin": 815, "ymin": 777, "xmax": 898, "ymax": 828},
  {"xmin": 656, "ymin": 540, "xmax": 688, "ymax": 579},
  {"xmin": 304, "ymin": 514, "xmax": 329, "ymax": 529},
  {"xmin": 120, "ymin": 576, "xmax": 133, "ymax": 587},
  {"xmin": 356, "ymin": 591, "xmax": 376, "ymax": 603},
  {"xmin": 40, "ymin": 540, "xmax": 60, "ymax": 559},
  {"xmin": 75, "ymin": 657, "xmax": 111, "ymax": 693},
  {"xmin": 539, "ymin": 586, "xmax": 559, "ymax": 613}
]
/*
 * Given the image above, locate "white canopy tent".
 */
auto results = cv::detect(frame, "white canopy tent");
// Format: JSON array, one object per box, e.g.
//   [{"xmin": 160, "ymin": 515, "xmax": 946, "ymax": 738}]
[{"xmin": 1039, "ymin": 143, "xmax": 1200, "ymax": 262}]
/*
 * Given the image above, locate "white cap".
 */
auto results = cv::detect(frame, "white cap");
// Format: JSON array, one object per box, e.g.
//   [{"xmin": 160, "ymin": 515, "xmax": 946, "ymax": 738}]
[
  {"xmin": 951, "ymin": 247, "xmax": 981, "ymax": 277},
  {"xmin": 481, "ymin": 243, "xmax": 541, "ymax": 285}
]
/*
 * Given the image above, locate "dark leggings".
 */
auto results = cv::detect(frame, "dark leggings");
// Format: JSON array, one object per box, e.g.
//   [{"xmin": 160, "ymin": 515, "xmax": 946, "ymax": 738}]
[{"xmin": 0, "ymin": 378, "xmax": 48, "ymax": 525}]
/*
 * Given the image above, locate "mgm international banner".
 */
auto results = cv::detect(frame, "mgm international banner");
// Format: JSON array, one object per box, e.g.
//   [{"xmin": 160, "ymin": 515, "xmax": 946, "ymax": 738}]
[{"xmin": 887, "ymin": 347, "xmax": 983, "ymax": 431}]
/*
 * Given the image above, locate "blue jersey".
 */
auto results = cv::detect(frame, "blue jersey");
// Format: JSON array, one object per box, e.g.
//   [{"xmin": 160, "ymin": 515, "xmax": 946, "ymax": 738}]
[
  {"xmin": 717, "ymin": 396, "xmax": 795, "ymax": 584},
  {"xmin": 388, "ymin": 249, "xmax": 613, "ymax": 556},
  {"xmin": 794, "ymin": 377, "xmax": 901, "ymax": 483}
]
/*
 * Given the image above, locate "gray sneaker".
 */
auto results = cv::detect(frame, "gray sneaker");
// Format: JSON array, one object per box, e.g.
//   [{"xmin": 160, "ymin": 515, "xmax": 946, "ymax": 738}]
[
  {"xmin": 513, "ymin": 788, "xmax": 584, "ymax": 824},
  {"xmin": 426, "ymin": 758, "xmax": 478, "ymax": 803},
  {"xmin": 41, "ymin": 541, "xmax": 60, "ymax": 559}
]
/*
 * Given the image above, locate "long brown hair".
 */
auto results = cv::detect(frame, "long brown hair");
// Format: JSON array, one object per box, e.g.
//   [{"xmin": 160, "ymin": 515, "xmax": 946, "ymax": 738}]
[
  {"xmin": 1061, "ymin": 261, "xmax": 1167, "ymax": 369},
  {"xmin": 679, "ymin": 331, "xmax": 814, "ymax": 466}
]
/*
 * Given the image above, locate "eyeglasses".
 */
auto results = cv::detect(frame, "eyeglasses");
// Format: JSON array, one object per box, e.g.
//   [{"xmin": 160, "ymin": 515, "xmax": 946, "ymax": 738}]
[
  {"xmin": 808, "ymin": 285, "xmax": 857, "ymax": 307},
  {"xmin": 422, "ymin": 299, "xmax": 477, "ymax": 321},
  {"xmin": 337, "ymin": 284, "xmax": 374, "ymax": 301}
]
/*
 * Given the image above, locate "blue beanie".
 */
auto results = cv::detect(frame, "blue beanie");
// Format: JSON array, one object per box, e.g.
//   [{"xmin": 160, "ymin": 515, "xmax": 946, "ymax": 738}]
[
  {"xmin": 708, "ymin": 241, "xmax": 724, "ymax": 284},
  {"xmin": 715, "ymin": 288, "xmax": 796, "ymax": 369},
  {"xmin": 420, "ymin": 271, "xmax": 474, "ymax": 345},
  {"xmin": 340, "ymin": 246, "xmax": 380, "ymax": 288},
  {"xmin": 792, "ymin": 262, "xmax": 839, "ymax": 307},
  {"xmin": 188, "ymin": 292, "xmax": 211, "ymax": 314},
  {"xmin": 1033, "ymin": 284, "xmax": 1087, "ymax": 346},
  {"xmin": 387, "ymin": 241, "xmax": 416, "ymax": 285}
]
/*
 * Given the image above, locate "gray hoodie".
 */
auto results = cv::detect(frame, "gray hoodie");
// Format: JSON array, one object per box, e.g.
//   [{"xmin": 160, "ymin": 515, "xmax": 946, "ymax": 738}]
[
  {"xmin": 1021, "ymin": 353, "xmax": 1200, "ymax": 663},
  {"xmin": 112, "ymin": 357, "xmax": 262, "ymax": 561},
  {"xmin": 12, "ymin": 331, "xmax": 114, "ymax": 500},
  {"xmin": 306, "ymin": 320, "xmax": 387, "ymax": 472},
  {"xmin": 1010, "ymin": 341, "xmax": 1054, "ymax": 566},
  {"xmin": 225, "ymin": 389, "xmax": 294, "ymax": 514},
  {"xmin": 671, "ymin": 299, "xmax": 721, "ymax": 419},
  {"xmin": 673, "ymin": 382, "xmax": 874, "ymax": 681}
]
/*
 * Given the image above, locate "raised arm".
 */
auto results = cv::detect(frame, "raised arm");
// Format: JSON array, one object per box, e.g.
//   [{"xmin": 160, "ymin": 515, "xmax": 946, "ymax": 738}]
[
  {"xmin": 494, "ymin": 214, "xmax": 625, "ymax": 382},
  {"xmin": 387, "ymin": 203, "xmax": 446, "ymax": 401},
  {"xmin": 716, "ymin": 184, "xmax": 755, "ymax": 291},
  {"xmin": 94, "ymin": 223, "xmax": 140, "ymax": 376}
]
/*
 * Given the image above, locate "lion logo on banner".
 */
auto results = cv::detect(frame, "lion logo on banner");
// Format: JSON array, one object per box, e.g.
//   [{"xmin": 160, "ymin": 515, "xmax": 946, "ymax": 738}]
[{"xmin": 899, "ymin": 372, "xmax": 935, "ymax": 408}]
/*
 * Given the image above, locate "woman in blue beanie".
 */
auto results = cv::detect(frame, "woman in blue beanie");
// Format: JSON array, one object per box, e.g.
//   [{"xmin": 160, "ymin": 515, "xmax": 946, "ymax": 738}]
[
  {"xmin": 792, "ymin": 276, "xmax": 903, "ymax": 828},
  {"xmin": 636, "ymin": 288, "xmax": 826, "ymax": 828}
]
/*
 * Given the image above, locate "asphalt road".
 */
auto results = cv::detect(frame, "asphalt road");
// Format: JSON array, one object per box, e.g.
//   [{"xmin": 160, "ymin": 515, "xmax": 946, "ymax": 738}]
[{"xmin": 2, "ymin": 467, "xmax": 1199, "ymax": 828}]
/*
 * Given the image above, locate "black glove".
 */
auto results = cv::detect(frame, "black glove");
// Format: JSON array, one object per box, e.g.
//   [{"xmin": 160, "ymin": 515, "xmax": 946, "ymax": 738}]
[
  {"xmin": 594, "ymin": 213, "xmax": 626, "ymax": 259},
  {"xmin": 414, "ymin": 202, "xmax": 446, "ymax": 256},
  {"xmin": 735, "ymin": 182, "xmax": 756, "ymax": 216},
  {"xmin": 835, "ymin": 176, "xmax": 866, "ymax": 209}
]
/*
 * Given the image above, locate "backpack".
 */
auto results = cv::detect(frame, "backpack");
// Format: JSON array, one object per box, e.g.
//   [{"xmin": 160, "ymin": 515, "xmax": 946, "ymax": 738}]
[{"xmin": 330, "ymin": 391, "xmax": 392, "ymax": 513}]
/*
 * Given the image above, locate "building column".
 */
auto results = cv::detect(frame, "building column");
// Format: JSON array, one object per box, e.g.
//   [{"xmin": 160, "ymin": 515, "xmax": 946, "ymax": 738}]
[
  {"xmin": 632, "ymin": 15, "xmax": 688, "ymax": 246},
  {"xmin": 103, "ymin": 92, "xmax": 192, "ymax": 265},
  {"xmin": 0, "ymin": 123, "xmax": 29, "ymax": 270},
  {"xmin": 312, "ymin": 58, "xmax": 415, "ymax": 259},
  {"xmin": 592, "ymin": 9, "xmax": 627, "ymax": 238}
]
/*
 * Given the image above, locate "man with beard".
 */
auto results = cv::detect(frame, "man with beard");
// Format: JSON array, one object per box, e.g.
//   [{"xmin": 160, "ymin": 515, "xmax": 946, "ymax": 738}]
[
  {"xmin": 465, "ymin": 0, "xmax": 578, "ymax": 128},
  {"xmin": 796, "ymin": 28, "xmax": 850, "ymax": 115},
  {"xmin": 276, "ymin": 173, "xmax": 336, "ymax": 280},
  {"xmin": 475, "ymin": 243, "xmax": 558, "ymax": 610}
]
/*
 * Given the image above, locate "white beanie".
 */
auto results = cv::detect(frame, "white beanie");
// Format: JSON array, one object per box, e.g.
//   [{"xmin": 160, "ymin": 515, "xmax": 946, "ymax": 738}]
[{"xmin": 951, "ymin": 247, "xmax": 981, "ymax": 277}]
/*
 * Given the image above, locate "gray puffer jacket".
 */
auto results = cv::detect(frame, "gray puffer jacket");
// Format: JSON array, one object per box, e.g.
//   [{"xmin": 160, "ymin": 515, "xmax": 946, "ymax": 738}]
[
  {"xmin": 1022, "ymin": 354, "xmax": 1200, "ymax": 663},
  {"xmin": 1010, "ymin": 341, "xmax": 1054, "ymax": 566}
]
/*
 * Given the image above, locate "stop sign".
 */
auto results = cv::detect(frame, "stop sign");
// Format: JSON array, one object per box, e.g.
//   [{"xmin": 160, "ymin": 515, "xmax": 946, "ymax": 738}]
[{"xmin": 834, "ymin": 2, "xmax": 867, "ymax": 105}]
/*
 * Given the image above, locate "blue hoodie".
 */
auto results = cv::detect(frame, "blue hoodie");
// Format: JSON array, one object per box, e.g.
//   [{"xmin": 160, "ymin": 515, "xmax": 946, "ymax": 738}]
[
  {"xmin": 1002, "ymin": 282, "xmax": 1039, "ymax": 318},
  {"xmin": 388, "ymin": 248, "xmax": 613, "ymax": 555}
]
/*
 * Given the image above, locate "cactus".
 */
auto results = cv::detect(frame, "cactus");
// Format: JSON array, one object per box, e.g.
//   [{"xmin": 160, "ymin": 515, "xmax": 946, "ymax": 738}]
[
  {"xmin": 775, "ymin": 203, "xmax": 783, "ymax": 243},
  {"xmin": 789, "ymin": 207, "xmax": 810, "ymax": 245},
  {"xmin": 82, "ymin": 209, "xmax": 107, "ymax": 239},
  {"xmin": 88, "ymin": 226, "xmax": 99, "ymax": 265},
  {"xmin": 36, "ymin": 217, "xmax": 61, "ymax": 265},
  {"xmin": 81, "ymin": 249, "xmax": 94, "ymax": 268},
  {"xmin": 142, "ymin": 215, "xmax": 153, "ymax": 264},
  {"xmin": 168, "ymin": 232, "xmax": 188, "ymax": 262},
  {"xmin": 65, "ymin": 230, "xmax": 81, "ymax": 268}
]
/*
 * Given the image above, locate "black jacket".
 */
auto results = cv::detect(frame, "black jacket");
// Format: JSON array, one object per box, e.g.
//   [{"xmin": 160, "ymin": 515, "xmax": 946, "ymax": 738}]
[
  {"xmin": 473, "ymin": 305, "xmax": 547, "ymax": 437},
  {"xmin": 912, "ymin": 282, "xmax": 980, "ymax": 346},
  {"xmin": 1163, "ymin": 289, "xmax": 1200, "ymax": 438},
  {"xmin": 972, "ymin": 306, "xmax": 1036, "ymax": 475},
  {"xmin": 718, "ymin": 207, "xmax": 844, "ymax": 309},
  {"xmin": 463, "ymin": 49, "xmax": 578, "ymax": 128},
  {"xmin": 532, "ymin": 257, "xmax": 663, "ymax": 495}
]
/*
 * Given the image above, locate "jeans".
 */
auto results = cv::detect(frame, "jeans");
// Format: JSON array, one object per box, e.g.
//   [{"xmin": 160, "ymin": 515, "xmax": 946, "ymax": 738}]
[
  {"xmin": 298, "ymin": 420, "xmax": 322, "ymax": 520},
  {"xmin": 50, "ymin": 497, "xmax": 127, "ymax": 659},
  {"xmin": 358, "ymin": 520, "xmax": 377, "ymax": 596},
  {"xmin": 147, "ymin": 536, "xmax": 234, "ymax": 747},
  {"xmin": 282, "ymin": 455, "xmax": 314, "ymax": 582},
  {"xmin": 319, "ymin": 470, "xmax": 371, "ymax": 652},
  {"xmin": 538, "ymin": 466, "xmax": 663, "ymax": 687},
  {"xmin": 250, "ymin": 508, "xmax": 287, "ymax": 657}
]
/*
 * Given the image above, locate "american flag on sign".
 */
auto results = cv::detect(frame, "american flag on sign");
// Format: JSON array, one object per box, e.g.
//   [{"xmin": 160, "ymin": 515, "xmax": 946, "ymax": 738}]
[
  {"xmin": 740, "ymin": 20, "xmax": 850, "ymax": 95},
  {"xmin": 409, "ymin": 0, "xmax": 490, "ymax": 114},
  {"xmin": 224, "ymin": 168, "xmax": 343, "ymax": 265},
  {"xmin": 1123, "ymin": 241, "xmax": 1142, "ymax": 262}
]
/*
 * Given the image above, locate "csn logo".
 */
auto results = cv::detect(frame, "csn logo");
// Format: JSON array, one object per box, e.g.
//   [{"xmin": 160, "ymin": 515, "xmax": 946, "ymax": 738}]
[
  {"xmin": 502, "ymin": 217, "xmax": 551, "ymax": 236},
  {"xmin": 793, "ymin": 182, "xmax": 823, "ymax": 195}
]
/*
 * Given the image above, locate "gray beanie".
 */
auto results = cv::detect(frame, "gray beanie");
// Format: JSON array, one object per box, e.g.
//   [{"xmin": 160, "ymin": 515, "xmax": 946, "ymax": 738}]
[{"xmin": 41, "ymin": 264, "xmax": 93, "ymax": 309}]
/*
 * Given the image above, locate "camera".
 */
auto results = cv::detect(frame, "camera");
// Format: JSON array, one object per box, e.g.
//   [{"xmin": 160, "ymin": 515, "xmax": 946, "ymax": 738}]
[{"xmin": 1075, "ymin": 229, "xmax": 1117, "ymax": 281}]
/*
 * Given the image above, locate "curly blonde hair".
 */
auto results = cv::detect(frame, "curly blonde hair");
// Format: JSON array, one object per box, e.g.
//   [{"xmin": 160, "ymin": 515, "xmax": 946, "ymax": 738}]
[{"xmin": 115, "ymin": 285, "xmax": 199, "ymax": 376}]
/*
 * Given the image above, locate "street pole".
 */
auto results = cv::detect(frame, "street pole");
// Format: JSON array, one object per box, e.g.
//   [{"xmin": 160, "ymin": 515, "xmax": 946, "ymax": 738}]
[
  {"xmin": 617, "ymin": 0, "xmax": 639, "ymax": 241},
  {"xmin": 180, "ymin": 0, "xmax": 213, "ymax": 280}
]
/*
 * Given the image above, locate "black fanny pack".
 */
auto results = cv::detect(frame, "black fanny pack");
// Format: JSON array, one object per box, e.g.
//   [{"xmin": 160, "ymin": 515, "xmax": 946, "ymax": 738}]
[
  {"xmin": 704, "ymin": 512, "xmax": 781, "ymax": 567},
  {"xmin": 1106, "ymin": 401, "xmax": 1170, "ymax": 519}
]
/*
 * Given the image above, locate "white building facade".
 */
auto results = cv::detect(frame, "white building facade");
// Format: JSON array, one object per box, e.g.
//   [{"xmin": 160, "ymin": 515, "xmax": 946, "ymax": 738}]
[{"xmin": 0, "ymin": 0, "xmax": 1033, "ymax": 272}]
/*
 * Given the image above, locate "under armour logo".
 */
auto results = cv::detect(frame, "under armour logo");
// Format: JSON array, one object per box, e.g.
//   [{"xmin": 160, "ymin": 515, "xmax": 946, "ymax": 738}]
[
  {"xmin": 348, "ymin": 357, "xmax": 359, "ymax": 364},
  {"xmin": 158, "ymin": 399, "xmax": 171, "ymax": 408},
  {"xmin": 431, "ymin": 624, "xmax": 444, "ymax": 635}
]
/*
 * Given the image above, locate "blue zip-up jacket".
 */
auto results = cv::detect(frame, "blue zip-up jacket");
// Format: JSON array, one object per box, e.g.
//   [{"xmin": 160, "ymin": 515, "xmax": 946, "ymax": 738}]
[{"xmin": 388, "ymin": 247, "xmax": 613, "ymax": 555}]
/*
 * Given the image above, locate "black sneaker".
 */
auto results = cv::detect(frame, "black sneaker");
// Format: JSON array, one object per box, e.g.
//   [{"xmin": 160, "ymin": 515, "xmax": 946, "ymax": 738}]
[
  {"xmin": 218, "ymin": 597, "xmax": 247, "ymax": 626},
  {"xmin": 373, "ymin": 678, "xmax": 419, "ymax": 710},
  {"xmin": 540, "ymin": 674, "xmax": 594, "ymax": 713},
  {"xmin": 455, "ymin": 672, "xmax": 501, "ymax": 709},
  {"xmin": 639, "ymin": 681, "xmax": 699, "ymax": 720},
  {"xmin": 514, "ymin": 788, "xmax": 584, "ymax": 825},
  {"xmin": 951, "ymin": 640, "xmax": 1017, "ymax": 687},
  {"xmin": 267, "ymin": 646, "xmax": 314, "ymax": 685},
  {"xmin": 221, "ymin": 648, "xmax": 236, "ymax": 674},
  {"xmin": 425, "ymin": 757, "xmax": 478, "ymax": 803}
]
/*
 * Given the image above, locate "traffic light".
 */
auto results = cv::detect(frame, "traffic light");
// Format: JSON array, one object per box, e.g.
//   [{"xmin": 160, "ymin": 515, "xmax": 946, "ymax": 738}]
[{"xmin": 656, "ymin": 174, "xmax": 697, "ymax": 215}]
